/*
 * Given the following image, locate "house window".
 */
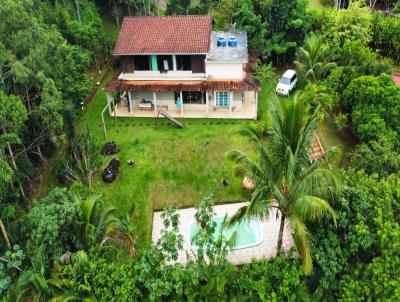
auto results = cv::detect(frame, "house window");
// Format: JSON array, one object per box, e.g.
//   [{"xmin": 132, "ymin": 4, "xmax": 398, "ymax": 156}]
[
  {"xmin": 157, "ymin": 55, "xmax": 173, "ymax": 73},
  {"xmin": 215, "ymin": 91, "xmax": 230, "ymax": 107},
  {"xmin": 174, "ymin": 91, "xmax": 206, "ymax": 104},
  {"xmin": 133, "ymin": 55, "xmax": 151, "ymax": 70},
  {"xmin": 176, "ymin": 55, "xmax": 191, "ymax": 71}
]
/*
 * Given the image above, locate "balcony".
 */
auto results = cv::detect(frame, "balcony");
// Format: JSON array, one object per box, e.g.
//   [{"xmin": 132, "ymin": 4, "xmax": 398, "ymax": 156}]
[{"xmin": 118, "ymin": 70, "xmax": 207, "ymax": 81}]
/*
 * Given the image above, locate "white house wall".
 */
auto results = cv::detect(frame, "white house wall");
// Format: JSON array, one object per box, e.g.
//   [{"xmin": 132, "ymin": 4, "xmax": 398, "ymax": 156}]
[
  {"xmin": 205, "ymin": 62, "xmax": 243, "ymax": 79},
  {"xmin": 233, "ymin": 92, "xmax": 243, "ymax": 110},
  {"xmin": 127, "ymin": 91, "xmax": 252, "ymax": 114}
]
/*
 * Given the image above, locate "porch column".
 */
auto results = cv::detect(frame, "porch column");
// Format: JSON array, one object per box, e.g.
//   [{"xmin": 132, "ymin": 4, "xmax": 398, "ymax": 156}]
[
  {"xmin": 172, "ymin": 55, "xmax": 177, "ymax": 71},
  {"xmin": 153, "ymin": 92, "xmax": 157, "ymax": 113},
  {"xmin": 151, "ymin": 55, "xmax": 158, "ymax": 71},
  {"xmin": 128, "ymin": 91, "xmax": 133, "ymax": 113},
  {"xmin": 229, "ymin": 91, "xmax": 233, "ymax": 117},
  {"xmin": 254, "ymin": 91, "xmax": 258, "ymax": 120},
  {"xmin": 180, "ymin": 91, "xmax": 183, "ymax": 116},
  {"xmin": 205, "ymin": 91, "xmax": 209, "ymax": 116}
]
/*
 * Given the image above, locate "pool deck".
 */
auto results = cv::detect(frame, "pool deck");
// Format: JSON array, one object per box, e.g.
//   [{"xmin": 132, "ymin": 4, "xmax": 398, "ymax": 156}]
[{"xmin": 151, "ymin": 202, "xmax": 293, "ymax": 265}]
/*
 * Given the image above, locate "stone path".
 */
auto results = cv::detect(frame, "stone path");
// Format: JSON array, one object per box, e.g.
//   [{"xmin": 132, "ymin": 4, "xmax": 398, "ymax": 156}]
[{"xmin": 152, "ymin": 202, "xmax": 293, "ymax": 265}]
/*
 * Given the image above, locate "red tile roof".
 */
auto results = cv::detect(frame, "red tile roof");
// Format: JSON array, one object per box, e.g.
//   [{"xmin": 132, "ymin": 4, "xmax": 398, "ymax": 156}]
[
  {"xmin": 114, "ymin": 15, "xmax": 212, "ymax": 55},
  {"xmin": 106, "ymin": 78, "xmax": 259, "ymax": 92}
]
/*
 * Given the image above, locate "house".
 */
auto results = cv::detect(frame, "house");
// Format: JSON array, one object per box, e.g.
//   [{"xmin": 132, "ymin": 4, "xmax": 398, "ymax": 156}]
[{"xmin": 106, "ymin": 15, "xmax": 260, "ymax": 119}]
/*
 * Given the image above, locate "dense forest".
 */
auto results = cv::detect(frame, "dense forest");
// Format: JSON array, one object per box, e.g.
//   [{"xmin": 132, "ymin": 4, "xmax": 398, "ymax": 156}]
[{"xmin": 1, "ymin": 0, "xmax": 400, "ymax": 301}]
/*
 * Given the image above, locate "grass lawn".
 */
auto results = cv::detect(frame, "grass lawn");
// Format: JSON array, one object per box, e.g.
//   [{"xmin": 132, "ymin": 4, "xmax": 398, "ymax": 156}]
[
  {"xmin": 35, "ymin": 67, "xmax": 352, "ymax": 250},
  {"xmin": 80, "ymin": 76, "xmax": 261, "ymax": 250},
  {"xmin": 316, "ymin": 119, "xmax": 356, "ymax": 165}
]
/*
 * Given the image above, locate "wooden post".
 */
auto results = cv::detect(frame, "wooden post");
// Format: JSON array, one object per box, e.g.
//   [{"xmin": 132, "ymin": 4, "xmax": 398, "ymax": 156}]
[
  {"xmin": 107, "ymin": 93, "xmax": 113, "ymax": 115},
  {"xmin": 153, "ymin": 92, "xmax": 157, "ymax": 113},
  {"xmin": 180, "ymin": 91, "xmax": 183, "ymax": 116},
  {"xmin": 102, "ymin": 93, "xmax": 114, "ymax": 140},
  {"xmin": 112, "ymin": 96, "xmax": 116, "ymax": 121}
]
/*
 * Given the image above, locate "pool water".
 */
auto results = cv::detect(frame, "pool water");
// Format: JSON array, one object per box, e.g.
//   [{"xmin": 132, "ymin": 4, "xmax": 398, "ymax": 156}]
[{"xmin": 188, "ymin": 216, "xmax": 264, "ymax": 250}]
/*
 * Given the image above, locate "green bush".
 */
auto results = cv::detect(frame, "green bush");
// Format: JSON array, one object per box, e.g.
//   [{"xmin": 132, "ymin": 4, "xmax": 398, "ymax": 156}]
[
  {"xmin": 343, "ymin": 74, "xmax": 400, "ymax": 143},
  {"xmin": 371, "ymin": 13, "xmax": 400, "ymax": 65}
]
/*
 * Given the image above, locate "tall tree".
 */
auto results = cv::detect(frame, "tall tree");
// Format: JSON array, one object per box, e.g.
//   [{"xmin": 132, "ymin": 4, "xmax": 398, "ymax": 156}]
[
  {"xmin": 228, "ymin": 97, "xmax": 339, "ymax": 274},
  {"xmin": 0, "ymin": 91, "xmax": 27, "ymax": 197},
  {"xmin": 63, "ymin": 127, "xmax": 101, "ymax": 188}
]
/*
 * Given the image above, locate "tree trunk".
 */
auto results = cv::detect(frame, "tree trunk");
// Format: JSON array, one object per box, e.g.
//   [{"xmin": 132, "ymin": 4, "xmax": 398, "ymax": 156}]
[
  {"xmin": 6, "ymin": 142, "xmax": 17, "ymax": 171},
  {"xmin": 75, "ymin": 0, "xmax": 82, "ymax": 25},
  {"xmin": 7, "ymin": 141, "xmax": 25, "ymax": 198},
  {"xmin": 276, "ymin": 213, "xmax": 286, "ymax": 256},
  {"xmin": 0, "ymin": 219, "xmax": 11, "ymax": 249}
]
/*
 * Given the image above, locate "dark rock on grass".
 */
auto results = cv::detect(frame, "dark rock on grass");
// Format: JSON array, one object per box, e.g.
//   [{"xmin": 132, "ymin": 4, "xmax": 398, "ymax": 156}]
[
  {"xmin": 102, "ymin": 158, "xmax": 120, "ymax": 183},
  {"xmin": 101, "ymin": 141, "xmax": 120, "ymax": 155}
]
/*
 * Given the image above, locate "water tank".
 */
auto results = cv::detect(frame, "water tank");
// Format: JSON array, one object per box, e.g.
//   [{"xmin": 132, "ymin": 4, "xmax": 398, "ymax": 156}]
[
  {"xmin": 228, "ymin": 36, "xmax": 237, "ymax": 47},
  {"xmin": 217, "ymin": 37, "xmax": 226, "ymax": 47}
]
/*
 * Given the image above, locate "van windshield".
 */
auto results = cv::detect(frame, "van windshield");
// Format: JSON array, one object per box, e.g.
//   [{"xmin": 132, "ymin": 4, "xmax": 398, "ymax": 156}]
[{"xmin": 280, "ymin": 77, "xmax": 291, "ymax": 85}]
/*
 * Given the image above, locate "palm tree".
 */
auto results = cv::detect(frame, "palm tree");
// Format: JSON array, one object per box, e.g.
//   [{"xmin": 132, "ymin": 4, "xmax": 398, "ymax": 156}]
[
  {"xmin": 76, "ymin": 193, "xmax": 117, "ymax": 250},
  {"xmin": 228, "ymin": 97, "xmax": 339, "ymax": 274},
  {"xmin": 101, "ymin": 213, "xmax": 137, "ymax": 257},
  {"xmin": 295, "ymin": 33, "xmax": 335, "ymax": 82},
  {"xmin": 73, "ymin": 193, "xmax": 137, "ymax": 256},
  {"xmin": 10, "ymin": 245, "xmax": 50, "ymax": 302},
  {"xmin": 11, "ymin": 269, "xmax": 50, "ymax": 302}
]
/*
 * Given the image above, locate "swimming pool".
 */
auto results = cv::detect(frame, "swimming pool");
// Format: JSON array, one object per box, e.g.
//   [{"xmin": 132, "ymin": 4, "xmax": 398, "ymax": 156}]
[{"xmin": 188, "ymin": 216, "xmax": 264, "ymax": 250}]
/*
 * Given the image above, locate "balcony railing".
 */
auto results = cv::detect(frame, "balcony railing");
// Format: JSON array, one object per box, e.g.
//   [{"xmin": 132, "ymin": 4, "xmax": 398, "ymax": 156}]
[{"xmin": 118, "ymin": 70, "xmax": 206, "ymax": 81}]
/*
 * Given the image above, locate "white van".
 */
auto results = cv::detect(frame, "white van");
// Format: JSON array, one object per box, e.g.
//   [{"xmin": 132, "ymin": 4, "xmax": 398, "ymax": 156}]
[{"xmin": 276, "ymin": 69, "xmax": 297, "ymax": 96}]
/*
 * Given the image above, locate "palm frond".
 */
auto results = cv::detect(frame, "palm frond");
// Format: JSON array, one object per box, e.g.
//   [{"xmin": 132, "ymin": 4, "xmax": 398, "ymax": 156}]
[
  {"xmin": 289, "ymin": 216, "xmax": 313, "ymax": 275},
  {"xmin": 295, "ymin": 167, "xmax": 340, "ymax": 199},
  {"xmin": 228, "ymin": 206, "xmax": 249, "ymax": 226},
  {"xmin": 292, "ymin": 195, "xmax": 336, "ymax": 225},
  {"xmin": 227, "ymin": 150, "xmax": 264, "ymax": 185}
]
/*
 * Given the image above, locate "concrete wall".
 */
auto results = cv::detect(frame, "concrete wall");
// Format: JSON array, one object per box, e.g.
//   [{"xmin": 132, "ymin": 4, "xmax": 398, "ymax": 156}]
[
  {"xmin": 205, "ymin": 62, "xmax": 243, "ymax": 79},
  {"xmin": 232, "ymin": 92, "xmax": 243, "ymax": 110}
]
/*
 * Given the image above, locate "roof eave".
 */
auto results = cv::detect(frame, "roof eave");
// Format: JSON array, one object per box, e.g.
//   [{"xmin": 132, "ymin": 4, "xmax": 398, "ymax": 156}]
[{"xmin": 113, "ymin": 52, "xmax": 209, "ymax": 56}]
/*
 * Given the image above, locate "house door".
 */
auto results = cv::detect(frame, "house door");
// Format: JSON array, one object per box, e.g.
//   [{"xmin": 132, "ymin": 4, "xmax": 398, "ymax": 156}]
[{"xmin": 215, "ymin": 91, "xmax": 230, "ymax": 107}]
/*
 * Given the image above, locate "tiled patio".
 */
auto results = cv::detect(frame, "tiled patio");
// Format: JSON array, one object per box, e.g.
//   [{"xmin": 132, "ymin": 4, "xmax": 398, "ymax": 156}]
[{"xmin": 151, "ymin": 202, "xmax": 293, "ymax": 265}]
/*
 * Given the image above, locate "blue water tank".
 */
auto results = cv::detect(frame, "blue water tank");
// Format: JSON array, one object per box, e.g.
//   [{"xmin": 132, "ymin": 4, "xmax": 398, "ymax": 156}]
[
  {"xmin": 217, "ymin": 37, "xmax": 226, "ymax": 47},
  {"xmin": 228, "ymin": 36, "xmax": 238, "ymax": 47}
]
